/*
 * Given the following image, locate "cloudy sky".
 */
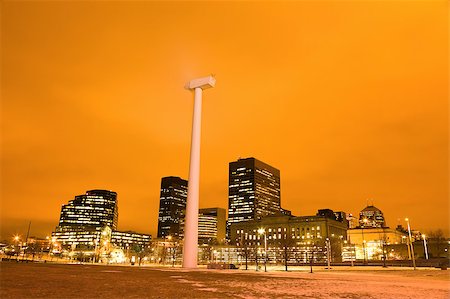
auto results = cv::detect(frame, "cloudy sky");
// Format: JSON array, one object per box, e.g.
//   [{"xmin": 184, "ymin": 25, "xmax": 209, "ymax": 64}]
[{"xmin": 1, "ymin": 1, "xmax": 448, "ymax": 239}]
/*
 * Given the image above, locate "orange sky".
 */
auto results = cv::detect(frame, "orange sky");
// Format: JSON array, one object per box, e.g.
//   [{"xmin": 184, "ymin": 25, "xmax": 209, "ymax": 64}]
[{"xmin": 1, "ymin": 1, "xmax": 448, "ymax": 240}]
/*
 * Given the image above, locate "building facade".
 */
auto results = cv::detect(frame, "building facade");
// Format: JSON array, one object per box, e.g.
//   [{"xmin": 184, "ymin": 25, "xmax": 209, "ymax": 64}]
[
  {"xmin": 347, "ymin": 227, "xmax": 407, "ymax": 260},
  {"xmin": 359, "ymin": 205, "xmax": 386, "ymax": 228},
  {"xmin": 228, "ymin": 158, "xmax": 289, "ymax": 236},
  {"xmin": 157, "ymin": 176, "xmax": 188, "ymax": 238},
  {"xmin": 111, "ymin": 231, "xmax": 151, "ymax": 249},
  {"xmin": 179, "ymin": 207, "xmax": 227, "ymax": 244},
  {"xmin": 229, "ymin": 212, "xmax": 348, "ymax": 263},
  {"xmin": 198, "ymin": 208, "xmax": 226, "ymax": 244},
  {"xmin": 52, "ymin": 189, "xmax": 151, "ymax": 252},
  {"xmin": 58, "ymin": 189, "xmax": 119, "ymax": 230}
]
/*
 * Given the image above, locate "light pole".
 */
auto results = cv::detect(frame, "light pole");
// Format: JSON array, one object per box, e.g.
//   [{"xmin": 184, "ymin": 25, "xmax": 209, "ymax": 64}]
[
  {"xmin": 167, "ymin": 235, "xmax": 175, "ymax": 267},
  {"xmin": 182, "ymin": 75, "xmax": 216, "ymax": 269},
  {"xmin": 258, "ymin": 228, "xmax": 267, "ymax": 272},
  {"xmin": 403, "ymin": 235, "xmax": 412, "ymax": 260},
  {"xmin": 405, "ymin": 218, "xmax": 416, "ymax": 270},
  {"xmin": 13, "ymin": 235, "xmax": 20, "ymax": 261},
  {"xmin": 422, "ymin": 234, "xmax": 429, "ymax": 260},
  {"xmin": 325, "ymin": 237, "xmax": 331, "ymax": 269},
  {"xmin": 361, "ymin": 218, "xmax": 368, "ymax": 265}
]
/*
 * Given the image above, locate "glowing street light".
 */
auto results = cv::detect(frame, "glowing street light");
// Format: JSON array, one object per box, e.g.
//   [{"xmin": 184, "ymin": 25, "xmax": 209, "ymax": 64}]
[
  {"xmin": 405, "ymin": 218, "xmax": 416, "ymax": 270},
  {"xmin": 257, "ymin": 228, "xmax": 267, "ymax": 272},
  {"xmin": 422, "ymin": 234, "xmax": 429, "ymax": 260},
  {"xmin": 13, "ymin": 235, "xmax": 21, "ymax": 261},
  {"xmin": 361, "ymin": 218, "xmax": 368, "ymax": 264},
  {"xmin": 325, "ymin": 237, "xmax": 331, "ymax": 269},
  {"xmin": 182, "ymin": 75, "xmax": 216, "ymax": 269}
]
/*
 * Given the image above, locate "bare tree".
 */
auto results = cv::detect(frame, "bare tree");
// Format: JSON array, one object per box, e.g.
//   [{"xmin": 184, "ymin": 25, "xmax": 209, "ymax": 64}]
[
  {"xmin": 279, "ymin": 226, "xmax": 295, "ymax": 271},
  {"xmin": 237, "ymin": 234, "xmax": 250, "ymax": 270}
]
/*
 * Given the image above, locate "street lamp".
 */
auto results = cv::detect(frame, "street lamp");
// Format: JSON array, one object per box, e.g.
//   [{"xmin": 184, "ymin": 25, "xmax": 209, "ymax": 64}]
[
  {"xmin": 167, "ymin": 236, "xmax": 175, "ymax": 267},
  {"xmin": 183, "ymin": 75, "xmax": 216, "ymax": 269},
  {"xmin": 325, "ymin": 237, "xmax": 331, "ymax": 269},
  {"xmin": 257, "ymin": 228, "xmax": 267, "ymax": 272},
  {"xmin": 402, "ymin": 235, "xmax": 412, "ymax": 260},
  {"xmin": 361, "ymin": 218, "xmax": 368, "ymax": 265},
  {"xmin": 422, "ymin": 234, "xmax": 429, "ymax": 260},
  {"xmin": 13, "ymin": 235, "xmax": 20, "ymax": 261},
  {"xmin": 405, "ymin": 218, "xmax": 416, "ymax": 270}
]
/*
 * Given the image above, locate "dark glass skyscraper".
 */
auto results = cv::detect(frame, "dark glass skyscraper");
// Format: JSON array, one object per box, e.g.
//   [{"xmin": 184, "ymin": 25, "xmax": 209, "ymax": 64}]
[
  {"xmin": 58, "ymin": 189, "xmax": 119, "ymax": 230},
  {"xmin": 228, "ymin": 157, "xmax": 285, "ymax": 235},
  {"xmin": 157, "ymin": 176, "xmax": 188, "ymax": 238}
]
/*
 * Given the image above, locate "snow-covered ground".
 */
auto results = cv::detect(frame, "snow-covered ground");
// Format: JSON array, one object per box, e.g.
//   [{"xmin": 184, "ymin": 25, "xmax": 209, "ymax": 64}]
[{"xmin": 1, "ymin": 261, "xmax": 449, "ymax": 298}]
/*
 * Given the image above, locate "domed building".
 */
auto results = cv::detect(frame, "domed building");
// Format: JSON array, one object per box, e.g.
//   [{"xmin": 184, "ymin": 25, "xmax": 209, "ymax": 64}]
[{"xmin": 359, "ymin": 205, "xmax": 386, "ymax": 228}]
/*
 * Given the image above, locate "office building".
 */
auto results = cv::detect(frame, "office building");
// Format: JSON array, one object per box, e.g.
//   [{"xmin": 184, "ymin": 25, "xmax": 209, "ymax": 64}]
[
  {"xmin": 157, "ymin": 176, "xmax": 188, "ymax": 238},
  {"xmin": 228, "ymin": 157, "xmax": 288, "ymax": 236},
  {"xmin": 229, "ymin": 210, "xmax": 348, "ymax": 263},
  {"xmin": 52, "ymin": 189, "xmax": 151, "ymax": 250},
  {"xmin": 198, "ymin": 208, "xmax": 226, "ymax": 244},
  {"xmin": 111, "ymin": 231, "xmax": 151, "ymax": 249},
  {"xmin": 179, "ymin": 207, "xmax": 227, "ymax": 244},
  {"xmin": 58, "ymin": 189, "xmax": 119, "ymax": 230}
]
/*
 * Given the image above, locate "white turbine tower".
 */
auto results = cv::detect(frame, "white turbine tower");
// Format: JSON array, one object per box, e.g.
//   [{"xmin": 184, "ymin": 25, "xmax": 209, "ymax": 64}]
[{"xmin": 182, "ymin": 75, "xmax": 216, "ymax": 268}]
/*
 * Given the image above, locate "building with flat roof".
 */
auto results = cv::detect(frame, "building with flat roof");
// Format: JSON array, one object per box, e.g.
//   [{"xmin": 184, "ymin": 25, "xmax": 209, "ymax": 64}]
[
  {"xmin": 58, "ymin": 189, "xmax": 119, "ymax": 230},
  {"xmin": 180, "ymin": 207, "xmax": 227, "ymax": 244},
  {"xmin": 157, "ymin": 176, "xmax": 188, "ymax": 238},
  {"xmin": 347, "ymin": 227, "xmax": 407, "ymax": 261},
  {"xmin": 52, "ymin": 189, "xmax": 151, "ymax": 252},
  {"xmin": 198, "ymin": 208, "xmax": 226, "ymax": 244},
  {"xmin": 111, "ymin": 231, "xmax": 151, "ymax": 249},
  {"xmin": 229, "ymin": 211, "xmax": 348, "ymax": 263},
  {"xmin": 228, "ymin": 157, "xmax": 290, "ymax": 237}
]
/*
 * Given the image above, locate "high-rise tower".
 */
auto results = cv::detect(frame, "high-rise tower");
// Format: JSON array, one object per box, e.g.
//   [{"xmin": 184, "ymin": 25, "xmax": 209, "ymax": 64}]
[
  {"xmin": 58, "ymin": 189, "xmax": 119, "ymax": 230},
  {"xmin": 157, "ymin": 176, "xmax": 188, "ymax": 238},
  {"xmin": 228, "ymin": 157, "xmax": 286, "ymax": 235}
]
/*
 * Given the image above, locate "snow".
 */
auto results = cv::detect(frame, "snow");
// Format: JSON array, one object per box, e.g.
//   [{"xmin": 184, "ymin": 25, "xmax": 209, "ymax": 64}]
[{"xmin": 1, "ymin": 261, "xmax": 448, "ymax": 298}]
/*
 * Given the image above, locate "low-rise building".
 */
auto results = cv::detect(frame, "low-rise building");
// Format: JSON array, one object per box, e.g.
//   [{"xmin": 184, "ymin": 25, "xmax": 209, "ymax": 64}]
[
  {"xmin": 180, "ymin": 207, "xmax": 227, "ymax": 244},
  {"xmin": 229, "ymin": 212, "xmax": 348, "ymax": 263},
  {"xmin": 347, "ymin": 227, "xmax": 407, "ymax": 261},
  {"xmin": 111, "ymin": 231, "xmax": 152, "ymax": 249}
]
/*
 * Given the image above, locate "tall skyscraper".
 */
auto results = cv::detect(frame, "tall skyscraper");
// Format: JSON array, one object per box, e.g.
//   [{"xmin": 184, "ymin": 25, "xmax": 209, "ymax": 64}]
[
  {"xmin": 157, "ymin": 176, "xmax": 188, "ymax": 238},
  {"xmin": 228, "ymin": 157, "xmax": 285, "ymax": 235},
  {"xmin": 58, "ymin": 189, "xmax": 119, "ymax": 230}
]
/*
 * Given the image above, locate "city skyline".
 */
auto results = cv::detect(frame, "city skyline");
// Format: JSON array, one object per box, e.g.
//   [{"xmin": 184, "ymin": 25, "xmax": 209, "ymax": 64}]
[
  {"xmin": 3, "ymin": 165, "xmax": 445, "ymax": 239},
  {"xmin": 2, "ymin": 1, "xmax": 448, "ymax": 240}
]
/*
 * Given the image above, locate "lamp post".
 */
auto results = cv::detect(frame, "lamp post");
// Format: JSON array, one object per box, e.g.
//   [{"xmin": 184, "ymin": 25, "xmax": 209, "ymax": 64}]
[
  {"xmin": 361, "ymin": 218, "xmax": 368, "ymax": 265},
  {"xmin": 325, "ymin": 237, "xmax": 331, "ymax": 269},
  {"xmin": 167, "ymin": 235, "xmax": 175, "ymax": 267},
  {"xmin": 402, "ymin": 235, "xmax": 412, "ymax": 260},
  {"xmin": 422, "ymin": 234, "xmax": 429, "ymax": 260},
  {"xmin": 182, "ymin": 75, "xmax": 216, "ymax": 269},
  {"xmin": 13, "ymin": 235, "xmax": 20, "ymax": 261},
  {"xmin": 257, "ymin": 228, "xmax": 267, "ymax": 272},
  {"xmin": 405, "ymin": 218, "xmax": 416, "ymax": 270}
]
